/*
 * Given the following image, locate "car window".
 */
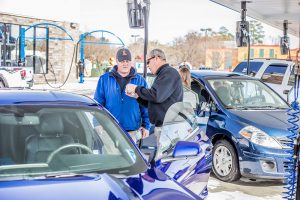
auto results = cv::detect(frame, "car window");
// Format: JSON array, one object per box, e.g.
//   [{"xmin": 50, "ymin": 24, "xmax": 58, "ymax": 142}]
[
  {"xmin": 191, "ymin": 80, "xmax": 210, "ymax": 103},
  {"xmin": 208, "ymin": 79, "xmax": 288, "ymax": 109},
  {"xmin": 0, "ymin": 105, "xmax": 147, "ymax": 180},
  {"xmin": 233, "ymin": 61, "xmax": 264, "ymax": 76},
  {"xmin": 183, "ymin": 86, "xmax": 199, "ymax": 110},
  {"xmin": 261, "ymin": 64, "xmax": 287, "ymax": 85},
  {"xmin": 158, "ymin": 102, "xmax": 199, "ymax": 159}
]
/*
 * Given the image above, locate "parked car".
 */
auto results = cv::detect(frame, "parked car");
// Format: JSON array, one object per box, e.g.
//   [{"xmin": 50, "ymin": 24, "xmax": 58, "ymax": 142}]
[
  {"xmin": 233, "ymin": 59, "xmax": 295, "ymax": 100},
  {"xmin": 190, "ymin": 70, "xmax": 291, "ymax": 182},
  {"xmin": 0, "ymin": 89, "xmax": 211, "ymax": 199},
  {"xmin": 0, "ymin": 67, "xmax": 28, "ymax": 88}
]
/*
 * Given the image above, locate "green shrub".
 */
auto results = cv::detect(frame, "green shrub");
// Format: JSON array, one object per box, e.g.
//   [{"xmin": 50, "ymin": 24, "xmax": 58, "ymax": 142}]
[{"xmin": 91, "ymin": 68, "xmax": 101, "ymax": 77}]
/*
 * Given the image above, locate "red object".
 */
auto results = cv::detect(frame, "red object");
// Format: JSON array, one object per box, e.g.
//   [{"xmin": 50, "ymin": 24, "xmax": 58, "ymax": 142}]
[{"xmin": 20, "ymin": 70, "xmax": 26, "ymax": 79}]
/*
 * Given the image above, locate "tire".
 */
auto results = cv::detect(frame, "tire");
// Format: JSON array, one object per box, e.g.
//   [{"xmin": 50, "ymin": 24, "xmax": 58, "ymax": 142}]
[
  {"xmin": 0, "ymin": 76, "xmax": 8, "ymax": 88},
  {"xmin": 212, "ymin": 139, "xmax": 240, "ymax": 182},
  {"xmin": 0, "ymin": 80, "xmax": 5, "ymax": 88}
]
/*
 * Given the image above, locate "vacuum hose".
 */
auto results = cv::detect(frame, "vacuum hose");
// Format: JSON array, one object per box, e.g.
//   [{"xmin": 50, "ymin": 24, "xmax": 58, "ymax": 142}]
[{"xmin": 283, "ymin": 51, "xmax": 300, "ymax": 200}]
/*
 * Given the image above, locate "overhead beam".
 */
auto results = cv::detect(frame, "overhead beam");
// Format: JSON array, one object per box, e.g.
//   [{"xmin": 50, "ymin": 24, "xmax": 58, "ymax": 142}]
[{"xmin": 210, "ymin": 0, "xmax": 300, "ymax": 37}]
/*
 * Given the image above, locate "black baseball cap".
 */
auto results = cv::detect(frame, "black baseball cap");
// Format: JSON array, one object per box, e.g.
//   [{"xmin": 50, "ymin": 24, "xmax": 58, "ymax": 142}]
[{"xmin": 116, "ymin": 48, "xmax": 131, "ymax": 62}]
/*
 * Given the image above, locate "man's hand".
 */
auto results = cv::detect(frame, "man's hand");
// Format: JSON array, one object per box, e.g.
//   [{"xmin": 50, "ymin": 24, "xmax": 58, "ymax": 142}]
[
  {"xmin": 126, "ymin": 84, "xmax": 138, "ymax": 98},
  {"xmin": 139, "ymin": 127, "xmax": 149, "ymax": 138}
]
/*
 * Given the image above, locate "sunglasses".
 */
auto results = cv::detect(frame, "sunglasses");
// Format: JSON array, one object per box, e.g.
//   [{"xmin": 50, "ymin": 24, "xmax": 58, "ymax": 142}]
[{"xmin": 146, "ymin": 56, "xmax": 155, "ymax": 65}]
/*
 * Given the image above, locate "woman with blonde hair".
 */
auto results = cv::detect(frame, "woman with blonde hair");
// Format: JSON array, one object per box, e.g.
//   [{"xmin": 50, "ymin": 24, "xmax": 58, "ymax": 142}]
[
  {"xmin": 178, "ymin": 63, "xmax": 199, "ymax": 108},
  {"xmin": 179, "ymin": 65, "xmax": 191, "ymax": 89}
]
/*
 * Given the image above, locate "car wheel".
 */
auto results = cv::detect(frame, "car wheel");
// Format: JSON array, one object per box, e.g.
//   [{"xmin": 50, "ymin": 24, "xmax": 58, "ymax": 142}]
[
  {"xmin": 0, "ymin": 80, "xmax": 6, "ymax": 88},
  {"xmin": 212, "ymin": 139, "xmax": 240, "ymax": 182}
]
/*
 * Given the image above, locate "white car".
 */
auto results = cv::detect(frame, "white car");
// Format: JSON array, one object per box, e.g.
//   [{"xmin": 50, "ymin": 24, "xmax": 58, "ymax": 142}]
[
  {"xmin": 233, "ymin": 59, "xmax": 295, "ymax": 100},
  {"xmin": 0, "ymin": 67, "xmax": 28, "ymax": 88}
]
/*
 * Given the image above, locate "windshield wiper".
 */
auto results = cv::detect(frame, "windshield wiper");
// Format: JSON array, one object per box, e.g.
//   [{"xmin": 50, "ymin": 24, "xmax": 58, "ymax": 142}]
[
  {"xmin": 32, "ymin": 172, "xmax": 98, "ymax": 179},
  {"xmin": 264, "ymin": 106, "xmax": 288, "ymax": 110},
  {"xmin": 246, "ymin": 106, "xmax": 288, "ymax": 110},
  {"xmin": 224, "ymin": 106, "xmax": 237, "ymax": 109},
  {"xmin": 234, "ymin": 106, "xmax": 249, "ymax": 110}
]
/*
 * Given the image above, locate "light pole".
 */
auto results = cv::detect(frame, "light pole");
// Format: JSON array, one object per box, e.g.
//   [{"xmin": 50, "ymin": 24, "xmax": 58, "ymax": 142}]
[
  {"xmin": 200, "ymin": 28, "xmax": 212, "ymax": 65},
  {"xmin": 131, "ymin": 34, "xmax": 140, "ymax": 43}
]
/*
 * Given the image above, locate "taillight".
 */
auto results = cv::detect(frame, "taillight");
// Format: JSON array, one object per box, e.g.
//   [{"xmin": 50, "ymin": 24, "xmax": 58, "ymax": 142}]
[{"xmin": 20, "ymin": 70, "xmax": 26, "ymax": 79}]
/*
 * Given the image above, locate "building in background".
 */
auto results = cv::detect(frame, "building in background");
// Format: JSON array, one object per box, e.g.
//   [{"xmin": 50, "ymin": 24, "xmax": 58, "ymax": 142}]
[
  {"xmin": 206, "ymin": 44, "xmax": 299, "ymax": 71},
  {"xmin": 0, "ymin": 12, "xmax": 80, "ymax": 84}
]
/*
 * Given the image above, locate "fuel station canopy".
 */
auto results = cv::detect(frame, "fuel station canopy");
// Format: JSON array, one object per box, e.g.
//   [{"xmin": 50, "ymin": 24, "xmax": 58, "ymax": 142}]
[{"xmin": 210, "ymin": 0, "xmax": 300, "ymax": 37}]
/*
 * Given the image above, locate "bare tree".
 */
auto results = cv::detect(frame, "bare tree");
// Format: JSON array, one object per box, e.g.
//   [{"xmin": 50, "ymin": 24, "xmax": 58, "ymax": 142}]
[
  {"xmin": 84, "ymin": 34, "xmax": 116, "ymax": 65},
  {"xmin": 126, "ymin": 26, "xmax": 234, "ymax": 69}
]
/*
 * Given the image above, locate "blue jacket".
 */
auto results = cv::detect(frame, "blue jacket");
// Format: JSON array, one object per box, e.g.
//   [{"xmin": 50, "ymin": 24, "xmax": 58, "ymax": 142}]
[{"xmin": 94, "ymin": 67, "xmax": 150, "ymax": 131}]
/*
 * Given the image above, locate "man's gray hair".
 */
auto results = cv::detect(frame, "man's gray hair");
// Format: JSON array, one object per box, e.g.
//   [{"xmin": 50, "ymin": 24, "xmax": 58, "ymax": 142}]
[{"xmin": 148, "ymin": 49, "xmax": 166, "ymax": 60}]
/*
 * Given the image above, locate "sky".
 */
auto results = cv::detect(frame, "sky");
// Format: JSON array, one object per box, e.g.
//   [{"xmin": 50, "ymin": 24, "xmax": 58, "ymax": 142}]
[{"xmin": 0, "ymin": 0, "xmax": 298, "ymax": 47}]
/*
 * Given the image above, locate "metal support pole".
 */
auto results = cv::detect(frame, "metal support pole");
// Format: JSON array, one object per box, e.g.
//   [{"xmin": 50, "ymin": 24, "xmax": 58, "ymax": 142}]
[
  {"xmin": 79, "ymin": 34, "xmax": 85, "ymax": 83},
  {"xmin": 19, "ymin": 28, "xmax": 25, "ymax": 64}
]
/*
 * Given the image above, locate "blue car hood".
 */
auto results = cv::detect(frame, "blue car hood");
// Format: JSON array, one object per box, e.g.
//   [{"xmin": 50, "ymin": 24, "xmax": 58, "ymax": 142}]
[
  {"xmin": 228, "ymin": 110, "xmax": 291, "ymax": 136},
  {"xmin": 0, "ymin": 169, "xmax": 200, "ymax": 200}
]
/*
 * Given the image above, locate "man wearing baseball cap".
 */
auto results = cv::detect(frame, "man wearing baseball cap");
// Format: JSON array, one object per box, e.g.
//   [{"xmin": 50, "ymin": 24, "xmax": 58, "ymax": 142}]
[{"xmin": 94, "ymin": 47, "xmax": 150, "ymax": 141}]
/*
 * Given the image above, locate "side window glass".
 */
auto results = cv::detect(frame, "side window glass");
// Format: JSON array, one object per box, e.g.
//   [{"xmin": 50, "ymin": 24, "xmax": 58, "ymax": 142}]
[
  {"xmin": 183, "ymin": 86, "xmax": 198, "ymax": 110},
  {"xmin": 261, "ymin": 64, "xmax": 287, "ymax": 84},
  {"xmin": 191, "ymin": 80, "xmax": 210, "ymax": 104},
  {"xmin": 288, "ymin": 66, "xmax": 295, "ymax": 86}
]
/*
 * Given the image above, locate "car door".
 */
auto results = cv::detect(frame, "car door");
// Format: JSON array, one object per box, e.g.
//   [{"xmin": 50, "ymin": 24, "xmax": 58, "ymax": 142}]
[
  {"xmin": 157, "ymin": 102, "xmax": 211, "ymax": 197},
  {"xmin": 140, "ymin": 83, "xmax": 211, "ymax": 196}
]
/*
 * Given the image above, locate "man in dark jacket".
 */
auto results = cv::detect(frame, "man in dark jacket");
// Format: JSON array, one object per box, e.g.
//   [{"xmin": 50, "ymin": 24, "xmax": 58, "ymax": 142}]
[
  {"xmin": 94, "ymin": 48, "xmax": 150, "ymax": 140},
  {"xmin": 125, "ymin": 48, "xmax": 183, "ymax": 128}
]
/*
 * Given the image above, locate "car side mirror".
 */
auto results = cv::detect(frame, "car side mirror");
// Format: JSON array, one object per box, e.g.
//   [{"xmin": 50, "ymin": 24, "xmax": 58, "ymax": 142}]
[{"xmin": 160, "ymin": 141, "xmax": 201, "ymax": 163}]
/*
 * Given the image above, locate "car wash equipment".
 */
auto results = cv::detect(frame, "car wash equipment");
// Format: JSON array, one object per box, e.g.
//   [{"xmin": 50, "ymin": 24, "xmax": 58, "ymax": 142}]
[
  {"xmin": 19, "ymin": 22, "xmax": 76, "ymax": 88},
  {"xmin": 127, "ymin": 0, "xmax": 150, "ymax": 78},
  {"xmin": 78, "ymin": 60, "xmax": 85, "ymax": 84},
  {"xmin": 236, "ymin": 1, "xmax": 251, "ymax": 76},
  {"xmin": 76, "ymin": 30, "xmax": 124, "ymax": 83},
  {"xmin": 284, "ymin": 51, "xmax": 300, "ymax": 200},
  {"xmin": 280, "ymin": 20, "xmax": 290, "ymax": 56}
]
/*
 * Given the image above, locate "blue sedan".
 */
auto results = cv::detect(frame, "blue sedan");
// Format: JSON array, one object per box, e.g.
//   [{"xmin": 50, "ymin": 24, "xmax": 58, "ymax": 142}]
[
  {"xmin": 0, "ymin": 90, "xmax": 210, "ymax": 199},
  {"xmin": 190, "ymin": 70, "xmax": 291, "ymax": 182}
]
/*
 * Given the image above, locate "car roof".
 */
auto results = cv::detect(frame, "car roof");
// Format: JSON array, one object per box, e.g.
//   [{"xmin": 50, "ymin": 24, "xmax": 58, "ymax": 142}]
[
  {"xmin": 191, "ymin": 70, "xmax": 247, "ymax": 80},
  {"xmin": 240, "ymin": 58, "xmax": 294, "ymax": 63},
  {"xmin": 0, "ymin": 89, "xmax": 97, "ymax": 105}
]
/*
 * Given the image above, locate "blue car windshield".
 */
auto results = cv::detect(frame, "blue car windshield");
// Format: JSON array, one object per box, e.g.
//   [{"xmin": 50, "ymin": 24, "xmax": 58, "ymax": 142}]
[
  {"xmin": 0, "ymin": 106, "xmax": 147, "ymax": 180},
  {"xmin": 208, "ymin": 79, "xmax": 289, "ymax": 109}
]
